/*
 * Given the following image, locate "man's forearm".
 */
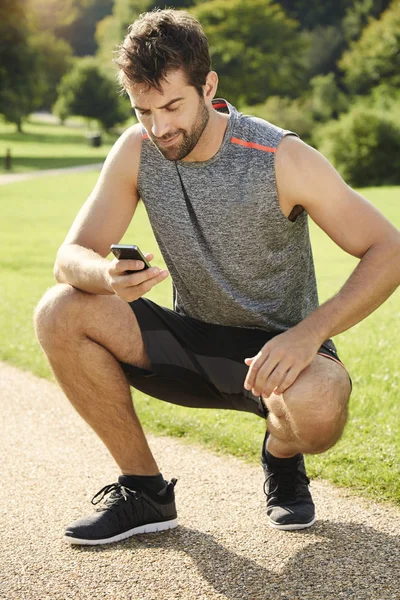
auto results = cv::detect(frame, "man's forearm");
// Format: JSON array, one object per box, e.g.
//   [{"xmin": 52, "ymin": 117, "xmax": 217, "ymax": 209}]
[
  {"xmin": 299, "ymin": 239, "xmax": 400, "ymax": 343},
  {"xmin": 54, "ymin": 244, "xmax": 114, "ymax": 295}
]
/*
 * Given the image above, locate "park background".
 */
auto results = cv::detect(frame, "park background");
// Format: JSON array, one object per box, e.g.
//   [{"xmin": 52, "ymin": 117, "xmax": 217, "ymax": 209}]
[{"xmin": 0, "ymin": 0, "xmax": 399, "ymax": 505}]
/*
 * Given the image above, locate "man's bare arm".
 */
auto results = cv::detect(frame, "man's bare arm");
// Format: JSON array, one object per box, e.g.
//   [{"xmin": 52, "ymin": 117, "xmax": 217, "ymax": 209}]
[
  {"xmin": 55, "ymin": 124, "xmax": 143, "ymax": 295},
  {"xmin": 277, "ymin": 136, "xmax": 400, "ymax": 342},
  {"xmin": 245, "ymin": 136, "xmax": 400, "ymax": 397}
]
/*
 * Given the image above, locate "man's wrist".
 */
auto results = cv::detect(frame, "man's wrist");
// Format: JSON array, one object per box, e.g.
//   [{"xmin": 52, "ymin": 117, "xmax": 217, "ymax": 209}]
[{"xmin": 295, "ymin": 313, "xmax": 329, "ymax": 347}]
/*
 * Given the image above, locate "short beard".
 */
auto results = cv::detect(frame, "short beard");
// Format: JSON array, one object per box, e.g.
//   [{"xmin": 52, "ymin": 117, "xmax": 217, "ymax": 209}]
[{"xmin": 150, "ymin": 98, "xmax": 210, "ymax": 161}]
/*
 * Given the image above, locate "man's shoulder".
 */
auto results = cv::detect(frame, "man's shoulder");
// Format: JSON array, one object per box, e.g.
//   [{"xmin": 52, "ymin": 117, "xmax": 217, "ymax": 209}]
[
  {"xmin": 105, "ymin": 123, "xmax": 144, "ymax": 168},
  {"xmin": 116, "ymin": 122, "xmax": 144, "ymax": 151},
  {"xmin": 234, "ymin": 110, "xmax": 298, "ymax": 152}
]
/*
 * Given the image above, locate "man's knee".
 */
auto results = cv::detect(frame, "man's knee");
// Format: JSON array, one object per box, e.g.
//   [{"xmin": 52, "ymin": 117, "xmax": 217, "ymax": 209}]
[
  {"xmin": 266, "ymin": 358, "xmax": 351, "ymax": 454},
  {"xmin": 297, "ymin": 403, "xmax": 348, "ymax": 454},
  {"xmin": 34, "ymin": 284, "xmax": 86, "ymax": 348}
]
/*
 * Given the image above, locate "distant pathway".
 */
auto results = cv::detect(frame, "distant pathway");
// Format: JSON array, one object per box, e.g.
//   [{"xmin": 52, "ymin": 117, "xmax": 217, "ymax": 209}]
[
  {"xmin": 1, "ymin": 361, "xmax": 399, "ymax": 600},
  {"xmin": 0, "ymin": 162, "xmax": 104, "ymax": 185}
]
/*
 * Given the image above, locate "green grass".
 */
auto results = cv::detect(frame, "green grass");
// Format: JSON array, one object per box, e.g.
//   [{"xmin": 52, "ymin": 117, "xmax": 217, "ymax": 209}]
[
  {"xmin": 0, "ymin": 117, "xmax": 119, "ymax": 174},
  {"xmin": 1, "ymin": 174, "xmax": 399, "ymax": 505}
]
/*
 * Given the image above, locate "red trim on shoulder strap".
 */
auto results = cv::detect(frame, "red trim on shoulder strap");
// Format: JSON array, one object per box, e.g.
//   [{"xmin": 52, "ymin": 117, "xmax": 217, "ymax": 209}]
[
  {"xmin": 230, "ymin": 137, "xmax": 276, "ymax": 153},
  {"xmin": 142, "ymin": 132, "xmax": 149, "ymax": 140},
  {"xmin": 213, "ymin": 102, "xmax": 227, "ymax": 110}
]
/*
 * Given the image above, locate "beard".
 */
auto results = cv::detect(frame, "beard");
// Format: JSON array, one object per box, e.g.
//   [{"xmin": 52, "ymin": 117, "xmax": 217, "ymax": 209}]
[{"xmin": 149, "ymin": 97, "xmax": 210, "ymax": 161}]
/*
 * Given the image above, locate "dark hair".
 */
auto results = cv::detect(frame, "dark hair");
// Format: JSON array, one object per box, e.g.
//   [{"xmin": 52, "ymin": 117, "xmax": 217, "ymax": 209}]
[{"xmin": 115, "ymin": 9, "xmax": 211, "ymax": 95}]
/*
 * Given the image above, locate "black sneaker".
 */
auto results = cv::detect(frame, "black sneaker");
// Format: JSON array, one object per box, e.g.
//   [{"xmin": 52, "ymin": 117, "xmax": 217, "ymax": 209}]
[
  {"xmin": 261, "ymin": 431, "xmax": 315, "ymax": 530},
  {"xmin": 64, "ymin": 478, "xmax": 178, "ymax": 545}
]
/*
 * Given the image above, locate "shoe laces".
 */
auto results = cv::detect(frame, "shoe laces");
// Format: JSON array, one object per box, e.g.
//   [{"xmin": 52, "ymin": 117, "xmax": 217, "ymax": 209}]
[
  {"xmin": 264, "ymin": 465, "xmax": 310, "ymax": 502},
  {"xmin": 91, "ymin": 483, "xmax": 141, "ymax": 512}
]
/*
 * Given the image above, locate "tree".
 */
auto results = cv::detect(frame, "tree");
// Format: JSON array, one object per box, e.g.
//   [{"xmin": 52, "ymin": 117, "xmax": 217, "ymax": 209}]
[
  {"xmin": 342, "ymin": 0, "xmax": 392, "ymax": 42},
  {"xmin": 339, "ymin": 1, "xmax": 400, "ymax": 95},
  {"xmin": 192, "ymin": 0, "xmax": 306, "ymax": 106},
  {"xmin": 0, "ymin": 0, "xmax": 41, "ymax": 131},
  {"xmin": 301, "ymin": 25, "xmax": 345, "ymax": 78},
  {"xmin": 28, "ymin": 0, "xmax": 85, "ymax": 32},
  {"xmin": 315, "ymin": 106, "xmax": 400, "ymax": 187},
  {"xmin": 56, "ymin": 0, "xmax": 114, "ymax": 56},
  {"xmin": 54, "ymin": 57, "xmax": 130, "ymax": 130},
  {"xmin": 310, "ymin": 73, "xmax": 348, "ymax": 121},
  {"xmin": 31, "ymin": 32, "xmax": 73, "ymax": 110},
  {"xmin": 278, "ymin": 1, "xmax": 353, "ymax": 29}
]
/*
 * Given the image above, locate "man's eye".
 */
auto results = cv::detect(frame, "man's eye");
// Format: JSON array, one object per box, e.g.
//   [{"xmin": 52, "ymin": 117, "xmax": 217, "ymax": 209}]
[
  {"xmin": 134, "ymin": 108, "xmax": 149, "ymax": 117},
  {"xmin": 167, "ymin": 106, "xmax": 179, "ymax": 112}
]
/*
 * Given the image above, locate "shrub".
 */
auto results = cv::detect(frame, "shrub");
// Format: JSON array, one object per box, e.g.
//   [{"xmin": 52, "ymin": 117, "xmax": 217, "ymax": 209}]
[
  {"xmin": 54, "ymin": 57, "xmax": 130, "ymax": 131},
  {"xmin": 242, "ymin": 96, "xmax": 315, "ymax": 144},
  {"xmin": 315, "ymin": 107, "xmax": 400, "ymax": 187}
]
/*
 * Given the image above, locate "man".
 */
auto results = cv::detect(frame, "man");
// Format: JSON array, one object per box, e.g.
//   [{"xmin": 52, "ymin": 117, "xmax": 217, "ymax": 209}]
[{"xmin": 34, "ymin": 9, "xmax": 400, "ymax": 546}]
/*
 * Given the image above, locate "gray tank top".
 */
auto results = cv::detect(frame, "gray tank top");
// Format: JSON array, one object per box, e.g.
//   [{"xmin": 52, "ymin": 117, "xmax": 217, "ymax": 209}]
[{"xmin": 138, "ymin": 99, "xmax": 318, "ymax": 332}]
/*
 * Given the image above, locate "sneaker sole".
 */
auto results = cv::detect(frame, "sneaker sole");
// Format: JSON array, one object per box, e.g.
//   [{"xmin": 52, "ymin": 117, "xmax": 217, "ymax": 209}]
[
  {"xmin": 63, "ymin": 518, "xmax": 179, "ymax": 546},
  {"xmin": 268, "ymin": 516, "xmax": 316, "ymax": 531}
]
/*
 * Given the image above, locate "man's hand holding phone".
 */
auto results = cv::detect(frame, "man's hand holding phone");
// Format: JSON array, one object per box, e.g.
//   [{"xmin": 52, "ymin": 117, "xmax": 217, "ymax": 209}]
[{"xmin": 108, "ymin": 244, "xmax": 169, "ymax": 302}]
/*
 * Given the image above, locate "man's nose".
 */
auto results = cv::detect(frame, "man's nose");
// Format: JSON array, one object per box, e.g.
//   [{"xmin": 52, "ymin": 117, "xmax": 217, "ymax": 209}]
[{"xmin": 151, "ymin": 114, "xmax": 170, "ymax": 138}]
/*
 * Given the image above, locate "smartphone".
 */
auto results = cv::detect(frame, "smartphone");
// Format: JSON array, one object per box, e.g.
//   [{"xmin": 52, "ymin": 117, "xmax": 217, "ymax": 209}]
[{"xmin": 110, "ymin": 244, "xmax": 151, "ymax": 272}]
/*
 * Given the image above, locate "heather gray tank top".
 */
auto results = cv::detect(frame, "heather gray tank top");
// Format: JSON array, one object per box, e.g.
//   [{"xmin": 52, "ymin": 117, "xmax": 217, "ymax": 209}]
[{"xmin": 137, "ymin": 99, "xmax": 318, "ymax": 332}]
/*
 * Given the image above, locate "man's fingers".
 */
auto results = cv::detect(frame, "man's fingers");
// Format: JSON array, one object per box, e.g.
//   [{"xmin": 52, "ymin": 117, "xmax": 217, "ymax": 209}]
[
  {"xmin": 244, "ymin": 352, "xmax": 264, "ymax": 390},
  {"xmin": 113, "ymin": 258, "xmax": 148, "ymax": 274},
  {"xmin": 135, "ymin": 269, "xmax": 169, "ymax": 295},
  {"xmin": 252, "ymin": 357, "xmax": 282, "ymax": 396},
  {"xmin": 274, "ymin": 367, "xmax": 300, "ymax": 395},
  {"xmin": 261, "ymin": 364, "xmax": 291, "ymax": 398},
  {"xmin": 123, "ymin": 265, "xmax": 162, "ymax": 284}
]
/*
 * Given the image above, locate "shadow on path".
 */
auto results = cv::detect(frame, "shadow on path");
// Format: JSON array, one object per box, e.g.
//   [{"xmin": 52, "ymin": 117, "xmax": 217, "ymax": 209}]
[{"xmin": 74, "ymin": 521, "xmax": 399, "ymax": 600}]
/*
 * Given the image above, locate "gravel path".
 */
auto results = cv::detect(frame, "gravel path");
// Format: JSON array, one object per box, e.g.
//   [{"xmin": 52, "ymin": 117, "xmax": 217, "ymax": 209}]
[
  {"xmin": 0, "ymin": 163, "xmax": 103, "ymax": 186},
  {"xmin": 1, "ymin": 361, "xmax": 399, "ymax": 600}
]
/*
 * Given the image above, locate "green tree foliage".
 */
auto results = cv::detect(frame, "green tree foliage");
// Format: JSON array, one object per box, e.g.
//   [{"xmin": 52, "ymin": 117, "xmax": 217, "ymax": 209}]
[
  {"xmin": 29, "ymin": 0, "xmax": 114, "ymax": 56},
  {"xmin": 28, "ymin": 0, "xmax": 84, "ymax": 31},
  {"xmin": 243, "ymin": 96, "xmax": 315, "ymax": 143},
  {"xmin": 301, "ymin": 25, "xmax": 345, "ymax": 77},
  {"xmin": 0, "ymin": 0, "xmax": 41, "ymax": 131},
  {"xmin": 56, "ymin": 0, "xmax": 114, "ymax": 56},
  {"xmin": 30, "ymin": 32, "xmax": 73, "ymax": 110},
  {"xmin": 193, "ymin": 0, "xmax": 306, "ymax": 105},
  {"xmin": 54, "ymin": 57, "xmax": 130, "ymax": 130},
  {"xmin": 278, "ymin": 1, "xmax": 353, "ymax": 28},
  {"xmin": 96, "ymin": 0, "xmax": 195, "ymax": 63},
  {"xmin": 96, "ymin": 0, "xmax": 151, "ymax": 64},
  {"xmin": 310, "ymin": 73, "xmax": 348, "ymax": 121},
  {"xmin": 342, "ymin": 0, "xmax": 392, "ymax": 41},
  {"xmin": 315, "ymin": 107, "xmax": 400, "ymax": 187},
  {"xmin": 340, "ymin": 0, "xmax": 400, "ymax": 95}
]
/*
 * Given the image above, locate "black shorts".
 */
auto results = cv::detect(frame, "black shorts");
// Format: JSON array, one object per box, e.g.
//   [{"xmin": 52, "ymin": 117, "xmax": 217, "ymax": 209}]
[{"xmin": 119, "ymin": 298, "xmax": 348, "ymax": 420}]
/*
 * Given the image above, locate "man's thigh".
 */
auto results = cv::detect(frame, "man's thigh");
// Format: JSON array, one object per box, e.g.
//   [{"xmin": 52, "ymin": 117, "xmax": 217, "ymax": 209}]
[
  {"xmin": 35, "ymin": 284, "xmax": 151, "ymax": 370},
  {"xmin": 119, "ymin": 298, "xmax": 351, "ymax": 421}
]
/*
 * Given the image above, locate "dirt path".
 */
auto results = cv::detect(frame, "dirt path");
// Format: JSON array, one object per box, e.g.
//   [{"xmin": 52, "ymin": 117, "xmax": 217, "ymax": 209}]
[
  {"xmin": 0, "ymin": 163, "xmax": 103, "ymax": 186},
  {"xmin": 1, "ymin": 361, "xmax": 399, "ymax": 600}
]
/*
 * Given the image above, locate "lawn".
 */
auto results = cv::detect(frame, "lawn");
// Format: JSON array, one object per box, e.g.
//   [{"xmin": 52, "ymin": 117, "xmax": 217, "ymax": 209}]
[
  {"xmin": 1, "ymin": 173, "xmax": 399, "ymax": 505},
  {"xmin": 0, "ymin": 116, "xmax": 121, "ymax": 174}
]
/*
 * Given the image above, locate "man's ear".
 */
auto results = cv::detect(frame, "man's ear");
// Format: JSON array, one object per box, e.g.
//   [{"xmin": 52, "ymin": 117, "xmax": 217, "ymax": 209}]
[{"xmin": 203, "ymin": 71, "xmax": 218, "ymax": 102}]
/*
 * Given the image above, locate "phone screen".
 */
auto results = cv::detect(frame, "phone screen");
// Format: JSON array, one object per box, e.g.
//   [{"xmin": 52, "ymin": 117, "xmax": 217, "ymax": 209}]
[{"xmin": 110, "ymin": 244, "xmax": 151, "ymax": 271}]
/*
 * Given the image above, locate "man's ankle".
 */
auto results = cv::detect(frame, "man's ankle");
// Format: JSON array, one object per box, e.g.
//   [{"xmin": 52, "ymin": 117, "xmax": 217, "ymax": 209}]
[{"xmin": 118, "ymin": 473, "xmax": 166, "ymax": 494}]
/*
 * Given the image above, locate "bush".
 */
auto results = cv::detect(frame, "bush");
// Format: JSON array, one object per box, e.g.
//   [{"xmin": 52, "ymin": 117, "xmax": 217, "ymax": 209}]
[
  {"xmin": 309, "ymin": 73, "xmax": 348, "ymax": 122},
  {"xmin": 241, "ymin": 96, "xmax": 315, "ymax": 144},
  {"xmin": 315, "ymin": 107, "xmax": 400, "ymax": 187},
  {"xmin": 54, "ymin": 57, "xmax": 130, "ymax": 131}
]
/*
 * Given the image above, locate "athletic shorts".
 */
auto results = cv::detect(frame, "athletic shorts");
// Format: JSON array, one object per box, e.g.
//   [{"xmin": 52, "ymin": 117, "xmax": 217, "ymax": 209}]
[{"xmin": 119, "ymin": 298, "xmax": 349, "ymax": 420}]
